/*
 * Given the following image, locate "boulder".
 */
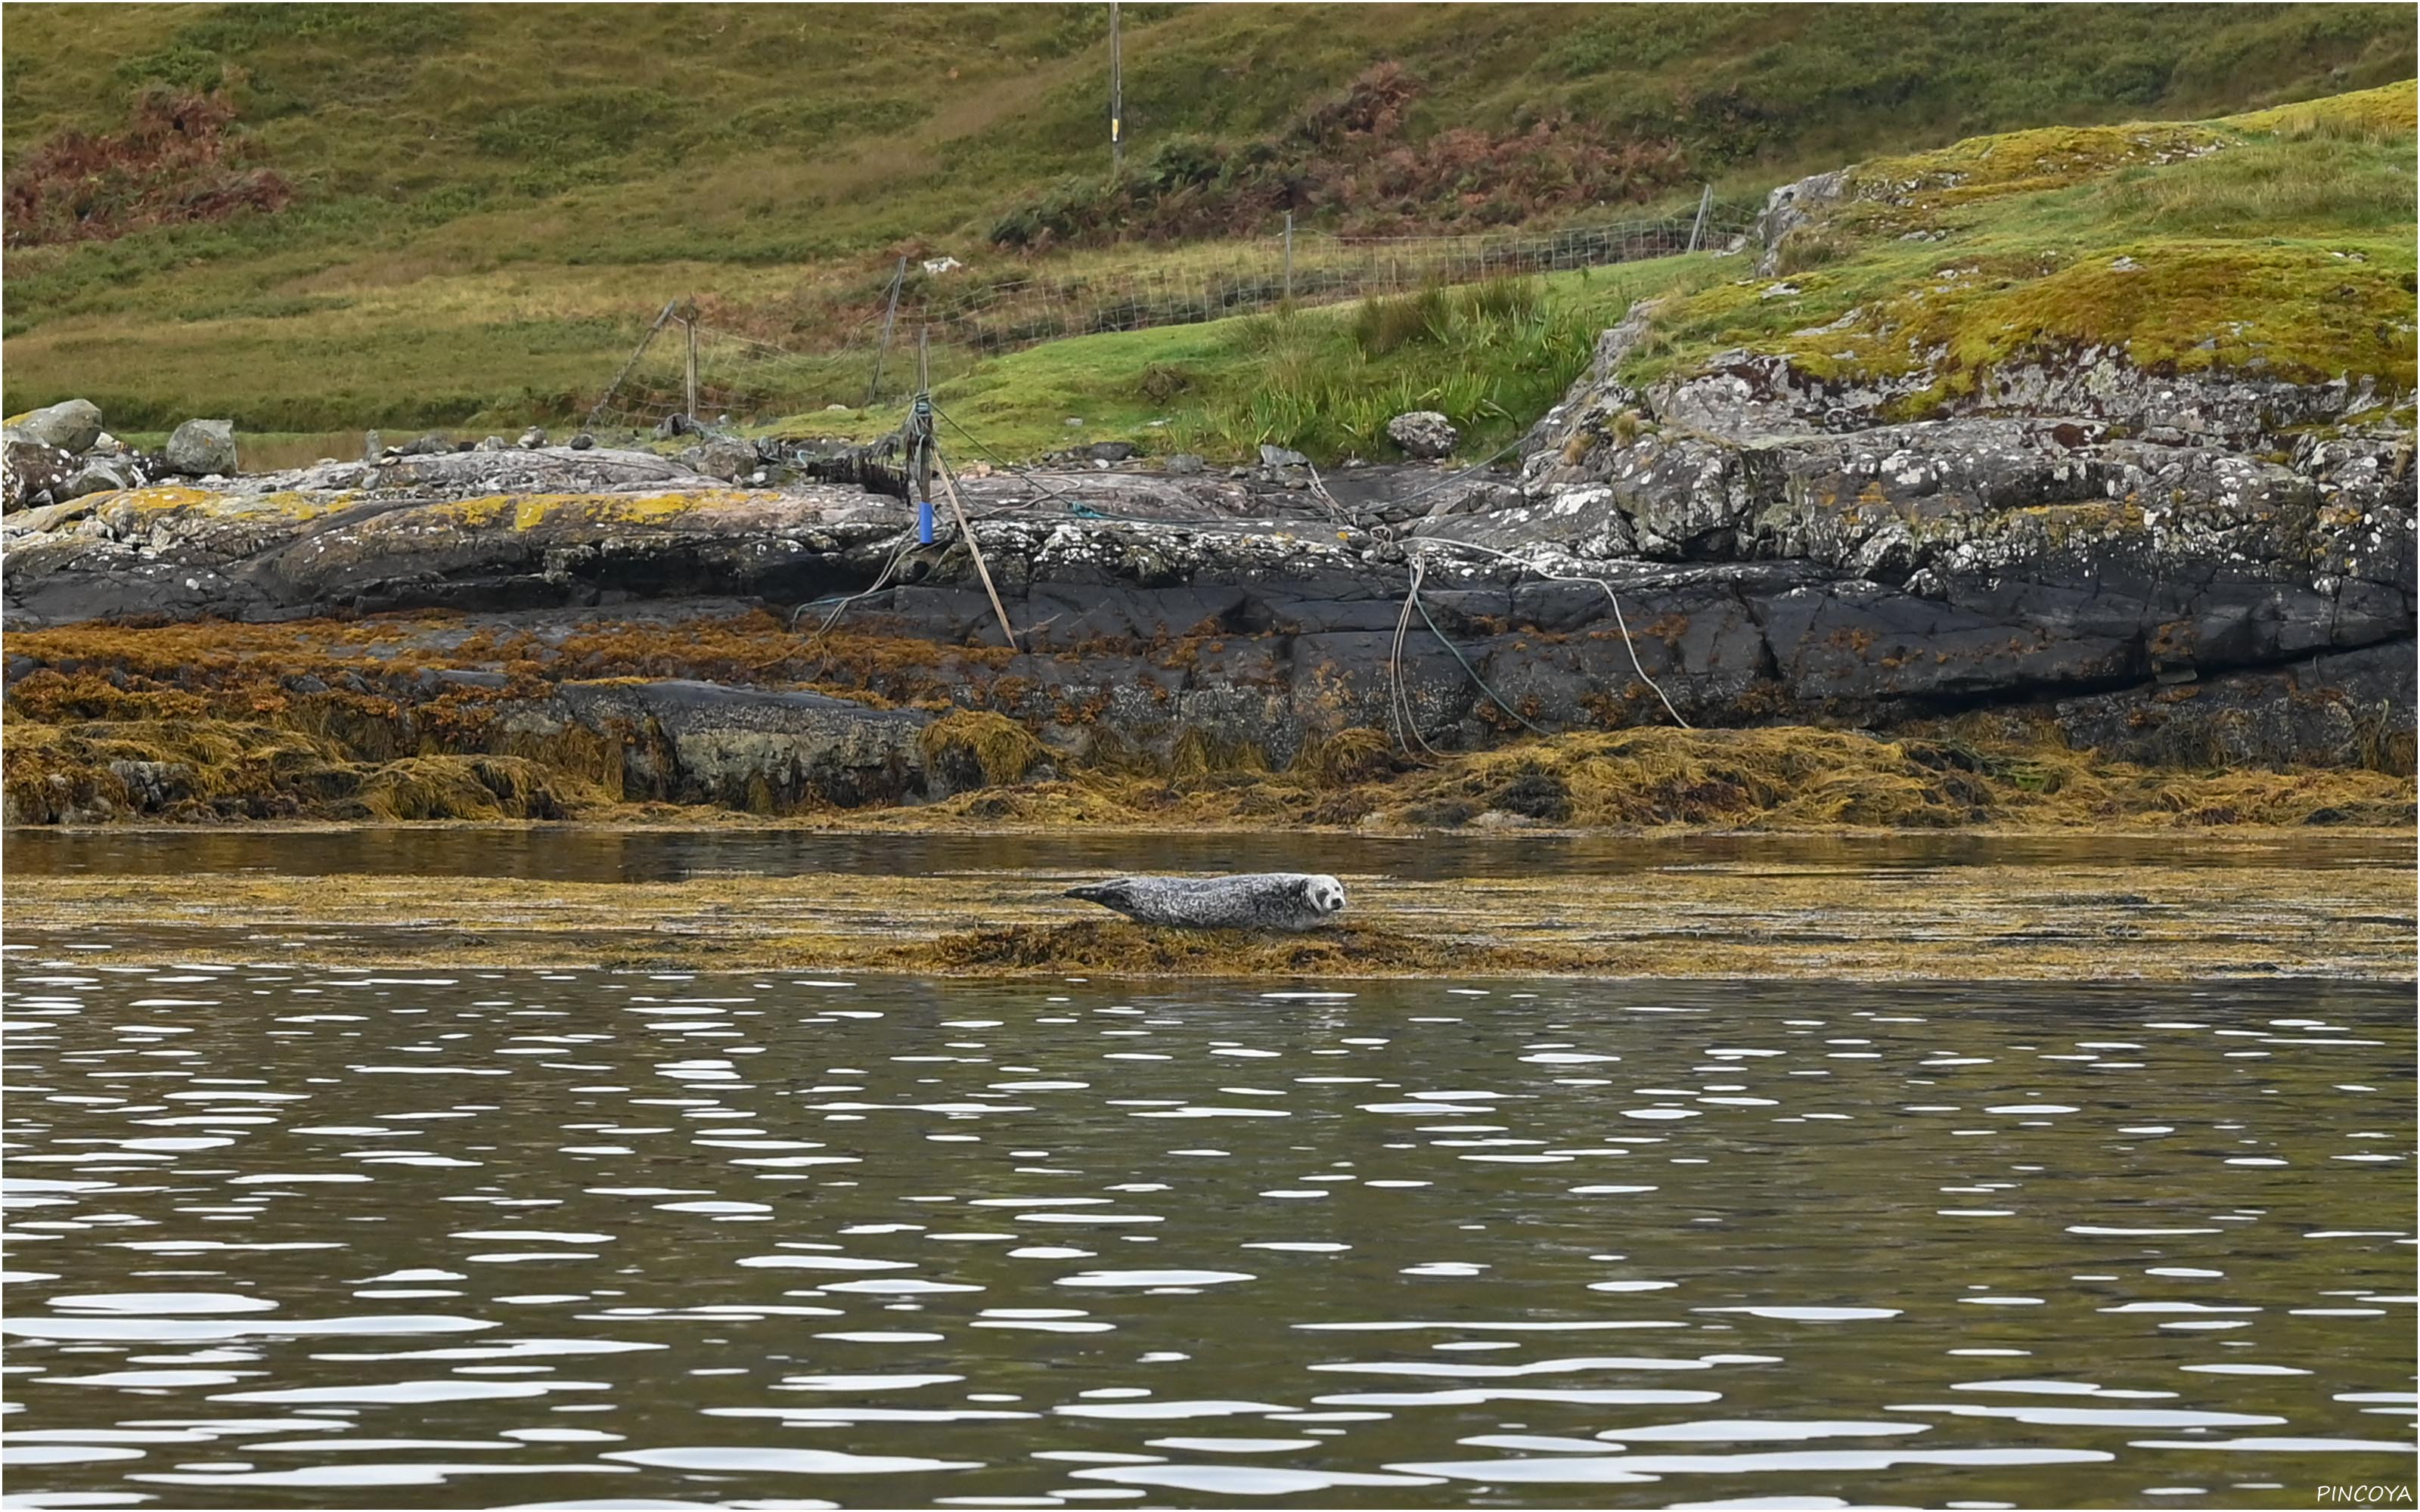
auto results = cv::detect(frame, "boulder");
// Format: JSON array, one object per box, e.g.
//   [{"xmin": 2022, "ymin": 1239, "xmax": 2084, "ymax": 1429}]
[
  {"xmin": 681, "ymin": 437, "xmax": 761, "ymax": 482},
  {"xmin": 569, "ymin": 432, "xmax": 596, "ymax": 451},
  {"xmin": 163, "ymin": 419, "xmax": 237, "ymax": 476},
  {"xmin": 654, "ymin": 413, "xmax": 702, "ymax": 440},
  {"xmin": 1164, "ymin": 452, "xmax": 1205, "ymax": 476},
  {"xmin": 517, "ymin": 426, "xmax": 549, "ymax": 450},
  {"xmin": 1387, "ymin": 411, "xmax": 1459, "ymax": 460},
  {"xmin": 1753, "ymin": 166, "xmax": 1854, "ymax": 276},
  {"xmin": 2, "ymin": 440, "xmax": 76, "ymax": 511},
  {"xmin": 12, "ymin": 399, "xmax": 104, "ymax": 456},
  {"xmin": 473, "ymin": 435, "xmax": 508, "ymax": 451},
  {"xmin": 58, "ymin": 456, "xmax": 138, "ymax": 501},
  {"xmin": 396, "ymin": 431, "xmax": 453, "ymax": 457},
  {"xmin": 361, "ymin": 430, "xmax": 384, "ymax": 462},
  {"xmin": 1085, "ymin": 441, "xmax": 1138, "ymax": 463},
  {"xmin": 1259, "ymin": 444, "xmax": 1309, "ymax": 469}
]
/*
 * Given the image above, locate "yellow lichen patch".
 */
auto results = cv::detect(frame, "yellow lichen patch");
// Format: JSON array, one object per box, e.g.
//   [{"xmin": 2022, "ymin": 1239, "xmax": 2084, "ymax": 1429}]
[
  {"xmin": 505, "ymin": 490, "xmax": 770, "ymax": 531},
  {"xmin": 436, "ymin": 494, "xmax": 514, "ymax": 528},
  {"xmin": 1855, "ymin": 120, "xmax": 2232, "ymax": 207},
  {"xmin": 95, "ymin": 485, "xmax": 223, "ymax": 516}
]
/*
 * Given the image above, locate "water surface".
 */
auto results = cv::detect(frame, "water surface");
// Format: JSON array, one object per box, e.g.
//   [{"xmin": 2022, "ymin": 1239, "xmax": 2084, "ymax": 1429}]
[
  {"xmin": 4, "ymin": 958, "xmax": 2411, "ymax": 1508},
  {"xmin": 11, "ymin": 826, "xmax": 2404, "ymax": 885}
]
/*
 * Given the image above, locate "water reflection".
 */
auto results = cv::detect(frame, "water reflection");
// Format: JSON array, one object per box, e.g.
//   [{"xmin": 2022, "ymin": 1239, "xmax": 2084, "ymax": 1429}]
[
  {"xmin": 11, "ymin": 826, "xmax": 2406, "ymax": 885},
  {"xmin": 2, "ymin": 961, "xmax": 2412, "ymax": 1508}
]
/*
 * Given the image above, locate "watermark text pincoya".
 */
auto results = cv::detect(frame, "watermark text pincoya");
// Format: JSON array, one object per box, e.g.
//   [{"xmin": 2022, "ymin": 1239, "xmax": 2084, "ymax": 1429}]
[{"xmin": 2317, "ymin": 1487, "xmax": 2415, "ymax": 1505}]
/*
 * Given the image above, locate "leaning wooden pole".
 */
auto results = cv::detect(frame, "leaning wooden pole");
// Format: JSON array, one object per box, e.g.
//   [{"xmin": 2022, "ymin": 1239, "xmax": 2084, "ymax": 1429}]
[
  {"xmin": 585, "ymin": 298, "xmax": 679, "ymax": 429},
  {"xmin": 934, "ymin": 450, "xmax": 1019, "ymax": 652}
]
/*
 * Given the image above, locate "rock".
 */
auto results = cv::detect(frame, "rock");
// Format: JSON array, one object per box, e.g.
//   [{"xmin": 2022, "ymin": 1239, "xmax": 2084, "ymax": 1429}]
[
  {"xmin": 58, "ymin": 456, "xmax": 137, "ymax": 500},
  {"xmin": 517, "ymin": 426, "xmax": 548, "ymax": 450},
  {"xmin": 12, "ymin": 399, "xmax": 104, "ymax": 456},
  {"xmin": 825, "ymin": 404, "xmax": 849, "ymax": 413},
  {"xmin": 1753, "ymin": 166, "xmax": 1854, "ymax": 276},
  {"xmin": 654, "ymin": 414, "xmax": 702, "ymax": 440},
  {"xmin": 681, "ymin": 438, "xmax": 760, "ymax": 482},
  {"xmin": 396, "ymin": 432, "xmax": 453, "ymax": 457},
  {"xmin": 163, "ymin": 420, "xmax": 237, "ymax": 477},
  {"xmin": 1386, "ymin": 411, "xmax": 1459, "ymax": 460},
  {"xmin": 1259, "ymin": 444, "xmax": 1309, "ymax": 469},
  {"xmin": 474, "ymin": 435, "xmax": 507, "ymax": 451},
  {"xmin": 1085, "ymin": 441, "xmax": 1138, "ymax": 463},
  {"xmin": 569, "ymin": 432, "xmax": 596, "ymax": 451},
  {"xmin": 2, "ymin": 440, "xmax": 76, "ymax": 512},
  {"xmin": 361, "ymin": 430, "xmax": 384, "ymax": 463},
  {"xmin": 1165, "ymin": 453, "xmax": 1205, "ymax": 476}
]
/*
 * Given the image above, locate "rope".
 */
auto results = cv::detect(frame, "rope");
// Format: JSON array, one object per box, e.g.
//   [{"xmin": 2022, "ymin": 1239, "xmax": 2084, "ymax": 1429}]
[
  {"xmin": 1408, "ymin": 569, "xmax": 1551, "ymax": 736},
  {"xmin": 1388, "ymin": 559, "xmax": 1444, "ymax": 759},
  {"xmin": 893, "ymin": 403, "xmax": 1690, "ymax": 734},
  {"xmin": 1403, "ymin": 536, "xmax": 1693, "ymax": 729}
]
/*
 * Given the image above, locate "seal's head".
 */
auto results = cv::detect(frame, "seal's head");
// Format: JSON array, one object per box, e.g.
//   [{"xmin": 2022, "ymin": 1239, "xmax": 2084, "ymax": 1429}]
[{"xmin": 1302, "ymin": 874, "xmax": 1348, "ymax": 916}]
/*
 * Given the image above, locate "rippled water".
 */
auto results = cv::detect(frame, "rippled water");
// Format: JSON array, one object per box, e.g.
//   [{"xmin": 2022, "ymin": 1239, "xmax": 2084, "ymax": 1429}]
[
  {"xmin": 11, "ymin": 827, "xmax": 2404, "ymax": 885},
  {"xmin": 3, "ymin": 959, "xmax": 2412, "ymax": 1509}
]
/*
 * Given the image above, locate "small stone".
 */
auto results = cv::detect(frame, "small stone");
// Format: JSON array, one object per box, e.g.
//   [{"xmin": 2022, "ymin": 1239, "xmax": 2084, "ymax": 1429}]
[
  {"xmin": 1164, "ymin": 453, "xmax": 1205, "ymax": 476},
  {"xmin": 825, "ymin": 403, "xmax": 849, "ymax": 413},
  {"xmin": 474, "ymin": 435, "xmax": 507, "ymax": 451},
  {"xmin": 1084, "ymin": 441, "xmax": 1137, "ymax": 463},
  {"xmin": 1258, "ymin": 444, "xmax": 1309, "ymax": 469},
  {"xmin": 1385, "ymin": 411, "xmax": 1459, "ymax": 460},
  {"xmin": 517, "ymin": 426, "xmax": 548, "ymax": 450},
  {"xmin": 396, "ymin": 431, "xmax": 452, "ymax": 457},
  {"xmin": 569, "ymin": 432, "xmax": 596, "ymax": 451},
  {"xmin": 1065, "ymin": 417, "xmax": 1086, "ymax": 428}
]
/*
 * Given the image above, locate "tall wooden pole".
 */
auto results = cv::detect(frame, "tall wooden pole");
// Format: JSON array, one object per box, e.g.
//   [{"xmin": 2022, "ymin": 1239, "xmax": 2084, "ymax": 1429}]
[
  {"xmin": 1108, "ymin": 0, "xmax": 1123, "ymax": 179},
  {"xmin": 683, "ymin": 305, "xmax": 700, "ymax": 421}
]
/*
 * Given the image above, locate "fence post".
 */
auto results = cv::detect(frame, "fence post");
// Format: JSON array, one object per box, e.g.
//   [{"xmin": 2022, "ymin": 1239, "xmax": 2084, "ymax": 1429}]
[
  {"xmin": 1283, "ymin": 211, "xmax": 1294, "ymax": 302},
  {"xmin": 1687, "ymin": 184, "xmax": 1713, "ymax": 254},
  {"xmin": 683, "ymin": 305, "xmax": 700, "ymax": 421},
  {"xmin": 867, "ymin": 256, "xmax": 907, "ymax": 407},
  {"xmin": 1109, "ymin": 0, "xmax": 1124, "ymax": 180},
  {"xmin": 585, "ymin": 298, "xmax": 678, "ymax": 431}
]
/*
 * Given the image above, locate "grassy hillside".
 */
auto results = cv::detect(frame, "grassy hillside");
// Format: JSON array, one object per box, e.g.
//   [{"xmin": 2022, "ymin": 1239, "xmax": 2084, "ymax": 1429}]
[
  {"xmin": 817, "ymin": 84, "xmax": 2415, "ymax": 464},
  {"xmin": 3, "ymin": 2, "xmax": 2412, "ymax": 429}
]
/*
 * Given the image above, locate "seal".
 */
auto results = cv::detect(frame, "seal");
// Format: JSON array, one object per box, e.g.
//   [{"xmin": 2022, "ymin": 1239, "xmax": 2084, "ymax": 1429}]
[{"xmin": 1063, "ymin": 872, "xmax": 1348, "ymax": 931}]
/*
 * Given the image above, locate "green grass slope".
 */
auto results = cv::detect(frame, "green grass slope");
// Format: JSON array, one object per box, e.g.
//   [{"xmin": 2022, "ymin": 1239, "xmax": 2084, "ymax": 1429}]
[
  {"xmin": 2, "ymin": 2, "xmax": 2412, "ymax": 429},
  {"xmin": 827, "ymin": 84, "xmax": 2415, "ymax": 464}
]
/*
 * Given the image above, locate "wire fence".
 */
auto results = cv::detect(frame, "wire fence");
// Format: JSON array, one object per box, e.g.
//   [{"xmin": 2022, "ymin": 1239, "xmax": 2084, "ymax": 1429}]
[{"xmin": 588, "ymin": 197, "xmax": 1759, "ymax": 432}]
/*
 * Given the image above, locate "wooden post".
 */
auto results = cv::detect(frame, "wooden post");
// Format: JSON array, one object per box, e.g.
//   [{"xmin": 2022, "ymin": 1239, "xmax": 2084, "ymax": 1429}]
[
  {"xmin": 935, "ymin": 454, "xmax": 1019, "ymax": 652},
  {"xmin": 1283, "ymin": 211, "xmax": 1294, "ymax": 302},
  {"xmin": 683, "ymin": 308, "xmax": 700, "ymax": 420},
  {"xmin": 1108, "ymin": 0, "xmax": 1124, "ymax": 180},
  {"xmin": 585, "ymin": 299, "xmax": 678, "ymax": 430},
  {"xmin": 1687, "ymin": 184, "xmax": 1713, "ymax": 254},
  {"xmin": 867, "ymin": 256, "xmax": 906, "ymax": 407}
]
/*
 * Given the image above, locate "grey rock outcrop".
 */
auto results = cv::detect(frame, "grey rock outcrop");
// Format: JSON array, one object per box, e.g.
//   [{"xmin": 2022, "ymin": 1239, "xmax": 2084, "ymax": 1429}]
[
  {"xmin": 163, "ymin": 420, "xmax": 237, "ymax": 476},
  {"xmin": 1753, "ymin": 166, "xmax": 1854, "ymax": 275}
]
